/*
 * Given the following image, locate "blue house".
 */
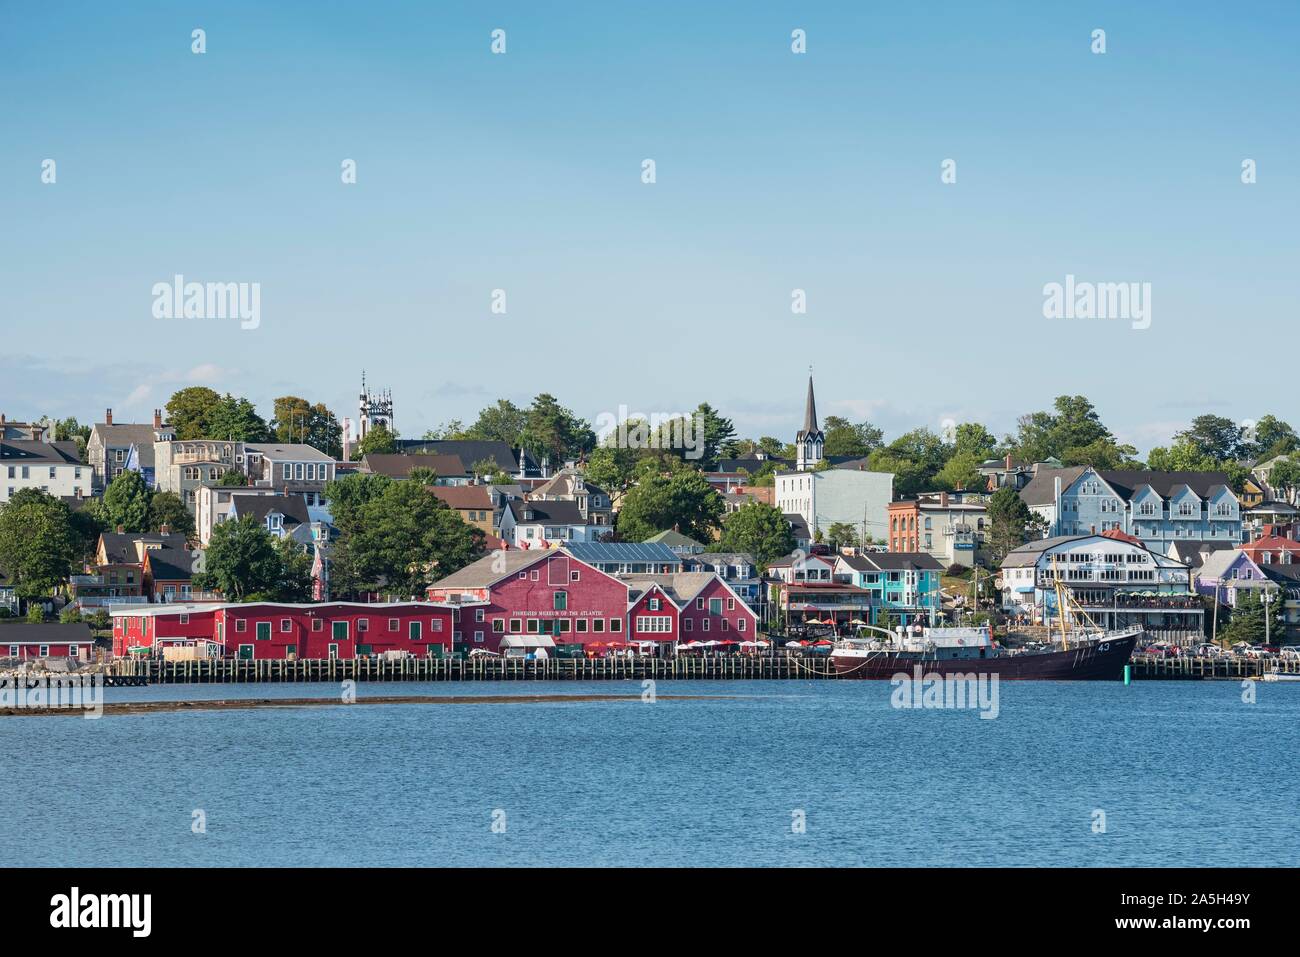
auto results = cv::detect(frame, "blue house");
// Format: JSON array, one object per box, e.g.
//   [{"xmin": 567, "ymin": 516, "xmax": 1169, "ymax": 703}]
[
  {"xmin": 834, "ymin": 552, "xmax": 944, "ymax": 626},
  {"xmin": 1021, "ymin": 467, "xmax": 1243, "ymax": 553}
]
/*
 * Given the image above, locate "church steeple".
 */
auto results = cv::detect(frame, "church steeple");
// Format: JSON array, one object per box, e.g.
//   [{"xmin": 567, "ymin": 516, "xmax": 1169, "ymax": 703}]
[{"xmin": 795, "ymin": 371, "xmax": 824, "ymax": 471}]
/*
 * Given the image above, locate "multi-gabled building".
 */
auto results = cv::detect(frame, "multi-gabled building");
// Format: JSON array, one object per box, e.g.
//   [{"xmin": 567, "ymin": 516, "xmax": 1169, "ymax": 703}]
[
  {"xmin": 999, "ymin": 532, "xmax": 1201, "ymax": 637},
  {"xmin": 1020, "ymin": 466, "xmax": 1243, "ymax": 553}
]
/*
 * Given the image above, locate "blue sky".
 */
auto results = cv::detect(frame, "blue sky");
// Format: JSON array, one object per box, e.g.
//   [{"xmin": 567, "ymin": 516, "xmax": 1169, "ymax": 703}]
[{"xmin": 2, "ymin": 1, "xmax": 1296, "ymax": 452}]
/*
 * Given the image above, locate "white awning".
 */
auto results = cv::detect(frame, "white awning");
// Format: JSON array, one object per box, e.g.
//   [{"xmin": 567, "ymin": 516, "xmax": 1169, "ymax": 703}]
[{"xmin": 499, "ymin": 635, "xmax": 558, "ymax": 650}]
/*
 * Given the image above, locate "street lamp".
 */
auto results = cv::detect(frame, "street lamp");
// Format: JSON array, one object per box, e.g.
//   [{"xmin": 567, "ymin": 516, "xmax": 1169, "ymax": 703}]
[{"xmin": 1263, "ymin": 588, "xmax": 1276, "ymax": 647}]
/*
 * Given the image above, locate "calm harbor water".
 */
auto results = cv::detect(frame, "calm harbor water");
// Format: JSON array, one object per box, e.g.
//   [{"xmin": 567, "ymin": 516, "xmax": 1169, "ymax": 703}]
[{"xmin": 3, "ymin": 679, "xmax": 1297, "ymax": 867}]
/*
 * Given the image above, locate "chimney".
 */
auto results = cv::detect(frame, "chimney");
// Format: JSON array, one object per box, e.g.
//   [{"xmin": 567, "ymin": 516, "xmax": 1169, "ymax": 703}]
[
  {"xmin": 153, "ymin": 409, "xmax": 162, "ymax": 429},
  {"xmin": 0, "ymin": 413, "xmax": 5, "ymax": 426},
  {"xmin": 1005, "ymin": 452, "xmax": 1012, "ymax": 470},
  {"xmin": 159, "ymin": 523, "xmax": 171, "ymax": 536},
  {"xmin": 115, "ymin": 524, "xmax": 125, "ymax": 534},
  {"xmin": 105, "ymin": 408, "xmax": 113, "ymax": 426},
  {"xmin": 939, "ymin": 491, "xmax": 948, "ymax": 508},
  {"xmin": 1053, "ymin": 475, "xmax": 1063, "ymax": 534}
]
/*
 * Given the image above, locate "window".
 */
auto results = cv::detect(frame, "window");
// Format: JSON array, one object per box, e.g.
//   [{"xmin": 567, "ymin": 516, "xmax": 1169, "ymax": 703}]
[
  {"xmin": 531, "ymin": 570, "xmax": 540, "ymax": 581},
  {"xmin": 332, "ymin": 621, "xmax": 349, "ymax": 640},
  {"xmin": 649, "ymin": 598, "xmax": 660, "ymax": 611},
  {"xmin": 709, "ymin": 598, "xmax": 723, "ymax": 615},
  {"xmin": 256, "ymin": 622, "xmax": 271, "ymax": 641},
  {"xmin": 8, "ymin": 645, "xmax": 16, "ymax": 656},
  {"xmin": 473, "ymin": 631, "xmax": 484, "ymax": 643},
  {"xmin": 388, "ymin": 618, "xmax": 399, "ymax": 632},
  {"xmin": 526, "ymin": 619, "xmax": 539, "ymax": 633},
  {"xmin": 179, "ymin": 614, "xmax": 190, "ymax": 625},
  {"xmin": 570, "ymin": 570, "xmax": 580, "ymax": 582},
  {"xmin": 738, "ymin": 617, "xmax": 747, "ymax": 632},
  {"xmin": 282, "ymin": 464, "xmax": 292, "ymax": 479},
  {"xmin": 593, "ymin": 618, "xmax": 605, "ymax": 633},
  {"xmin": 518, "ymin": 571, "xmax": 527, "ymax": 579},
  {"xmin": 235, "ymin": 619, "xmax": 247, "ymax": 633},
  {"xmin": 683, "ymin": 618, "xmax": 693, "ymax": 631},
  {"xmin": 475, "ymin": 608, "xmax": 485, "ymax": 622},
  {"xmin": 358, "ymin": 618, "xmax": 370, "ymax": 632},
  {"xmin": 727, "ymin": 598, "xmax": 735, "ymax": 610},
  {"xmin": 280, "ymin": 619, "xmax": 291, "ymax": 632},
  {"xmin": 558, "ymin": 619, "xmax": 570, "ymax": 633},
  {"xmin": 39, "ymin": 645, "xmax": 49, "ymax": 657},
  {"xmin": 492, "ymin": 619, "xmax": 505, "ymax": 633},
  {"xmin": 553, "ymin": 591, "xmax": 568, "ymax": 610},
  {"xmin": 409, "ymin": 621, "xmax": 422, "ymax": 640},
  {"xmin": 429, "ymin": 618, "xmax": 443, "ymax": 632},
  {"xmin": 636, "ymin": 616, "xmax": 672, "ymax": 633},
  {"xmin": 312, "ymin": 619, "xmax": 324, "ymax": 632},
  {"xmin": 609, "ymin": 619, "xmax": 622, "ymax": 632},
  {"xmin": 576, "ymin": 619, "xmax": 588, "ymax": 633},
  {"xmin": 695, "ymin": 598, "xmax": 705, "ymax": 610},
  {"xmin": 702, "ymin": 618, "xmax": 710, "ymax": 632},
  {"xmin": 509, "ymin": 618, "xmax": 522, "ymax": 633}
]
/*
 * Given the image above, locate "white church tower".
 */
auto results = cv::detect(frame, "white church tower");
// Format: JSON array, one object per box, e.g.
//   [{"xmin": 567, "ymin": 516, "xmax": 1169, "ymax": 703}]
[
  {"xmin": 358, "ymin": 371, "xmax": 394, "ymax": 441},
  {"xmin": 795, "ymin": 373, "xmax": 824, "ymax": 471}
]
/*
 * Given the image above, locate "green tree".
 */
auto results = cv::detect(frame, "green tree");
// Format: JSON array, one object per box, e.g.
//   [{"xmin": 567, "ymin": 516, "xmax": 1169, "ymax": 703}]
[
  {"xmin": 101, "ymin": 470, "xmax": 152, "ymax": 532},
  {"xmin": 687, "ymin": 402, "xmax": 735, "ymax": 470},
  {"xmin": 54, "ymin": 417, "xmax": 91, "ymax": 461},
  {"xmin": 469, "ymin": 458, "xmax": 511, "ymax": 485},
  {"xmin": 986, "ymin": 486, "xmax": 1043, "ymax": 562},
  {"xmin": 523, "ymin": 393, "xmax": 595, "ymax": 465},
  {"xmin": 192, "ymin": 515, "xmax": 282, "ymax": 601},
  {"xmin": 1010, "ymin": 396, "xmax": 1115, "ymax": 463},
  {"xmin": 466, "ymin": 399, "xmax": 528, "ymax": 445},
  {"xmin": 716, "ymin": 502, "xmax": 797, "ymax": 565},
  {"xmin": 146, "ymin": 491, "xmax": 195, "ymax": 538},
  {"xmin": 59, "ymin": 605, "xmax": 82, "ymax": 624},
  {"xmin": 1146, "ymin": 440, "xmax": 1219, "ymax": 472},
  {"xmin": 26, "ymin": 603, "xmax": 48, "ymax": 623},
  {"xmin": 270, "ymin": 396, "xmax": 343, "ymax": 457},
  {"xmin": 933, "ymin": 449, "xmax": 984, "ymax": 491},
  {"xmin": 1174, "ymin": 414, "xmax": 1245, "ymax": 463},
  {"xmin": 823, "ymin": 416, "xmax": 885, "ymax": 459},
  {"xmin": 616, "ymin": 469, "xmax": 723, "ymax": 543},
  {"xmin": 324, "ymin": 472, "xmax": 393, "ymax": 532},
  {"xmin": 1249, "ymin": 415, "xmax": 1299, "ymax": 460},
  {"xmin": 0, "ymin": 490, "xmax": 79, "ymax": 599},
  {"xmin": 166, "ymin": 386, "xmax": 224, "ymax": 439},
  {"xmin": 1059, "ymin": 437, "xmax": 1142, "ymax": 470},
  {"xmin": 1221, "ymin": 588, "xmax": 1284, "ymax": 646},
  {"xmin": 338, "ymin": 482, "xmax": 485, "ymax": 597},
  {"xmin": 823, "ymin": 521, "xmax": 859, "ymax": 550},
  {"xmin": 353, "ymin": 423, "xmax": 398, "ymax": 458},
  {"xmin": 217, "ymin": 469, "xmax": 248, "ymax": 486},
  {"xmin": 1266, "ymin": 456, "xmax": 1300, "ymax": 503},
  {"xmin": 867, "ymin": 428, "xmax": 950, "ymax": 496},
  {"xmin": 208, "ymin": 394, "xmax": 271, "ymax": 441}
]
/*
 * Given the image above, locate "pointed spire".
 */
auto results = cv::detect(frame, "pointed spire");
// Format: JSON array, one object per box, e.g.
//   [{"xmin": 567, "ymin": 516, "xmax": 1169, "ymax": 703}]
[{"xmin": 802, "ymin": 373, "xmax": 818, "ymax": 435}]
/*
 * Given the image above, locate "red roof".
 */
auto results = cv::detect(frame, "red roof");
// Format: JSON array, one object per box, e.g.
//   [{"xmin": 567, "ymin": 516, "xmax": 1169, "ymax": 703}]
[{"xmin": 1100, "ymin": 528, "xmax": 1143, "ymax": 545}]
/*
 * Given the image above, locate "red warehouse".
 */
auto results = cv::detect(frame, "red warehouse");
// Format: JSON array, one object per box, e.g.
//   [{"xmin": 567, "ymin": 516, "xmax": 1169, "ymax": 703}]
[
  {"xmin": 112, "ymin": 602, "xmax": 461, "ymax": 660},
  {"xmin": 426, "ymin": 549, "xmax": 630, "ymax": 653}
]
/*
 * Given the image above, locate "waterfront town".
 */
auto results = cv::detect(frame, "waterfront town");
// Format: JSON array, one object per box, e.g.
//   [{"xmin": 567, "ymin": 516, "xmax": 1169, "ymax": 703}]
[{"xmin": 3, "ymin": 374, "xmax": 1300, "ymax": 667}]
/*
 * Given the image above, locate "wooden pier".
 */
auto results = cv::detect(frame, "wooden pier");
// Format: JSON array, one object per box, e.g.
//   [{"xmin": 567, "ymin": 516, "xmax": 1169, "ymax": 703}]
[
  {"xmin": 109, "ymin": 655, "xmax": 829, "ymax": 684},
  {"xmin": 100, "ymin": 653, "xmax": 1300, "ymax": 684}
]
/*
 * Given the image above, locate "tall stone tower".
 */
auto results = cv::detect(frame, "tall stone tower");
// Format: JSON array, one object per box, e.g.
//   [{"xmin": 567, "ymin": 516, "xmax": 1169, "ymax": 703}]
[{"xmin": 358, "ymin": 371, "xmax": 394, "ymax": 441}]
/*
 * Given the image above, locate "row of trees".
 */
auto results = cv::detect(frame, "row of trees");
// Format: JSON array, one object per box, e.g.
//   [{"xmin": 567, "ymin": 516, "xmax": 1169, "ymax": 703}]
[{"xmin": 164, "ymin": 387, "xmax": 343, "ymax": 458}]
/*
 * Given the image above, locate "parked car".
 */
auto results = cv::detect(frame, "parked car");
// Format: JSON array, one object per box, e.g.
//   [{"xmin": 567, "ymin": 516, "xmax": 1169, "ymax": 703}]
[
  {"xmin": 1279, "ymin": 646, "xmax": 1300, "ymax": 661},
  {"xmin": 1194, "ymin": 644, "xmax": 1224, "ymax": 658}
]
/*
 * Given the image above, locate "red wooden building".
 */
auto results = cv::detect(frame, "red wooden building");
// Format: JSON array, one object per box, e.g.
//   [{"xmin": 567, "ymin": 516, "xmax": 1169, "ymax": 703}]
[
  {"xmin": 626, "ymin": 573, "xmax": 758, "ymax": 650},
  {"xmin": 111, "ymin": 601, "xmax": 461, "ymax": 660},
  {"xmin": 427, "ymin": 550, "xmax": 758, "ymax": 655},
  {"xmin": 2, "ymin": 623, "xmax": 97, "ymax": 660},
  {"xmin": 427, "ymin": 549, "xmax": 630, "ymax": 653}
]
